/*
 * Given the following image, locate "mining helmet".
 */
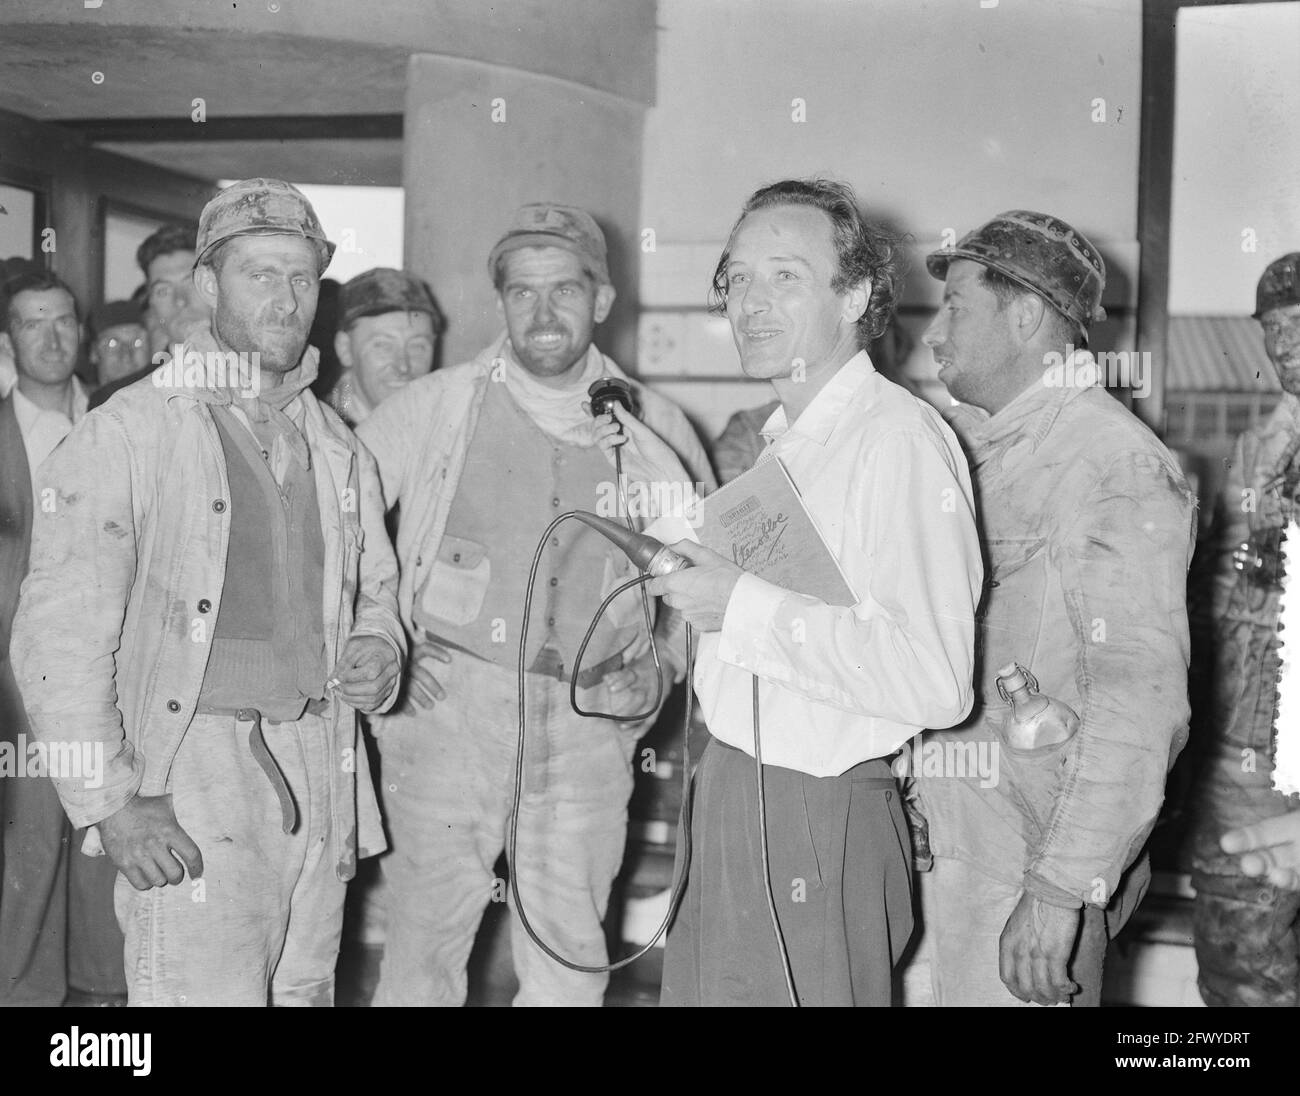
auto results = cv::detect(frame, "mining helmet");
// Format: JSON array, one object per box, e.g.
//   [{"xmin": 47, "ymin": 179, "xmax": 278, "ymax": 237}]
[
  {"xmin": 339, "ymin": 267, "xmax": 440, "ymax": 331},
  {"xmin": 927, "ymin": 210, "xmax": 1106, "ymax": 341},
  {"xmin": 1254, "ymin": 253, "xmax": 1300, "ymax": 319},
  {"xmin": 195, "ymin": 178, "xmax": 335, "ymax": 273}
]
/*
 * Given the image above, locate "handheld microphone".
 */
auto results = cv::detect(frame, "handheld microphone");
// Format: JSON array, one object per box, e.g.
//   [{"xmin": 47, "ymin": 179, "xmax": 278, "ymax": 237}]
[
  {"xmin": 571, "ymin": 511, "xmax": 692, "ymax": 577},
  {"xmin": 588, "ymin": 377, "xmax": 637, "ymax": 424}
]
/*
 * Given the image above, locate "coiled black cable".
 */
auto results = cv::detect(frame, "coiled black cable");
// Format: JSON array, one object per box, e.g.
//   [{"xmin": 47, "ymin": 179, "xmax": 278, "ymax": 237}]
[
  {"xmin": 507, "ymin": 455, "xmax": 696, "ymax": 973},
  {"xmin": 506, "ymin": 449, "xmax": 796, "ymax": 1003}
]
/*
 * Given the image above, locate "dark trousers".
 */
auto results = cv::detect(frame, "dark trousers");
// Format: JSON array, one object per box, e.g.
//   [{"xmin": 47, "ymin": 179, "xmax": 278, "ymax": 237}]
[
  {"xmin": 0, "ymin": 768, "xmax": 69, "ymax": 1006},
  {"xmin": 661, "ymin": 739, "xmax": 914, "ymax": 1006},
  {"xmin": 0, "ymin": 736, "xmax": 125, "ymax": 1005}
]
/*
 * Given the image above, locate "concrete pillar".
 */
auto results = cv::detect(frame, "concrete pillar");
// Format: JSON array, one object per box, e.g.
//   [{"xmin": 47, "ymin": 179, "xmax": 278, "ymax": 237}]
[{"xmin": 403, "ymin": 54, "xmax": 645, "ymax": 371}]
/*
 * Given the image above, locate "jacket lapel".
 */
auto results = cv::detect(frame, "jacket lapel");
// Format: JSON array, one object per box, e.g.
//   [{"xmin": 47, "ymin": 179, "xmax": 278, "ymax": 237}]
[
  {"xmin": 303, "ymin": 397, "xmax": 355, "ymax": 662},
  {"xmin": 0, "ymin": 394, "xmax": 33, "ymax": 657}
]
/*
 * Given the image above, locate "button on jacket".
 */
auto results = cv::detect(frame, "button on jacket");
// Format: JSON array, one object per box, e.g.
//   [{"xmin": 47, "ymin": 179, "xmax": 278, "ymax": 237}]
[
  {"xmin": 356, "ymin": 331, "xmax": 717, "ymax": 647},
  {"xmin": 10, "ymin": 337, "xmax": 405, "ymax": 880}
]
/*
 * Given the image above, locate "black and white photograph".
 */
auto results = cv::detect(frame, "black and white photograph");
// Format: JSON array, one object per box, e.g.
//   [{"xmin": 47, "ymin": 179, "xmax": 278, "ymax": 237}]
[{"xmin": 0, "ymin": 0, "xmax": 1297, "ymax": 1065}]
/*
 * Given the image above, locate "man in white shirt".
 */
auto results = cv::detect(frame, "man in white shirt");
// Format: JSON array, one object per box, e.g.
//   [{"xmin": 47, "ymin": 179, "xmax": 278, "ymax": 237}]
[
  {"xmin": 640, "ymin": 179, "xmax": 983, "ymax": 1006},
  {"xmin": 0, "ymin": 271, "xmax": 122, "ymax": 1005},
  {"xmin": 8, "ymin": 280, "xmax": 87, "ymax": 466}
]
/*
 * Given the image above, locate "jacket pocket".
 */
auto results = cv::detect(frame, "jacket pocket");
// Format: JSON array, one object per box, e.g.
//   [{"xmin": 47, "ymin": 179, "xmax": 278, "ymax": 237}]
[
  {"xmin": 417, "ymin": 534, "xmax": 490, "ymax": 627},
  {"xmin": 986, "ymin": 534, "xmax": 1048, "ymax": 583},
  {"xmin": 979, "ymin": 535, "xmax": 1049, "ymax": 674},
  {"xmin": 994, "ymin": 720, "xmax": 1081, "ymax": 842}
]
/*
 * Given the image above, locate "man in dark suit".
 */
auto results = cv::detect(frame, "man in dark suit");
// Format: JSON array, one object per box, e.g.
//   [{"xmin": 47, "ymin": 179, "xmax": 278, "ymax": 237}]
[{"xmin": 0, "ymin": 269, "xmax": 124, "ymax": 1005}]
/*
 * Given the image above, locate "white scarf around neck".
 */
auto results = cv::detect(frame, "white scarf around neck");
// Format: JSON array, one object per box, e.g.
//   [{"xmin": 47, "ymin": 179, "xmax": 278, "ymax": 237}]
[{"xmin": 497, "ymin": 333, "xmax": 629, "ymax": 446}]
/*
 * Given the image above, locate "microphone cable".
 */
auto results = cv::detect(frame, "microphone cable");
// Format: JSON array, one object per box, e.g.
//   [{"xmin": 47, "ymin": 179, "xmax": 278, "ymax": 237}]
[
  {"xmin": 507, "ymin": 446, "xmax": 695, "ymax": 973},
  {"xmin": 508, "ymin": 447, "xmax": 798, "ymax": 1004}
]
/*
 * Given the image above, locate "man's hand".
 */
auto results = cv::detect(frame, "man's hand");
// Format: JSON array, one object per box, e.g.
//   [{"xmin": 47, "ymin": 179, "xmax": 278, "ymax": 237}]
[
  {"xmin": 98, "ymin": 794, "xmax": 203, "ymax": 891},
  {"xmin": 590, "ymin": 401, "xmax": 673, "ymax": 468},
  {"xmin": 644, "ymin": 540, "xmax": 743, "ymax": 632},
  {"xmin": 603, "ymin": 652, "xmax": 672, "ymax": 719},
  {"xmin": 590, "ymin": 402, "xmax": 694, "ymax": 496},
  {"xmin": 998, "ymin": 890, "xmax": 1082, "ymax": 1005},
  {"xmin": 328, "ymin": 634, "xmax": 401, "ymax": 714},
  {"xmin": 1222, "ymin": 813, "xmax": 1300, "ymax": 891},
  {"xmin": 405, "ymin": 634, "xmax": 453, "ymax": 710}
]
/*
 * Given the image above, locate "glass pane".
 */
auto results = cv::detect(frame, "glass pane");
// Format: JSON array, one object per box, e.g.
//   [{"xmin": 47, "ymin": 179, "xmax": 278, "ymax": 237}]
[
  {"xmin": 0, "ymin": 183, "xmax": 37, "ymax": 260},
  {"xmin": 104, "ymin": 207, "xmax": 168, "ymax": 301}
]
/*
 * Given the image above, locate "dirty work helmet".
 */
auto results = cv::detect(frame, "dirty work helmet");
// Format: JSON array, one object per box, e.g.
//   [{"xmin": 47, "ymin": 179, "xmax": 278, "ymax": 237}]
[
  {"xmin": 927, "ymin": 210, "xmax": 1106, "ymax": 342},
  {"xmin": 338, "ymin": 267, "xmax": 440, "ymax": 331},
  {"xmin": 1254, "ymin": 253, "xmax": 1300, "ymax": 320},
  {"xmin": 195, "ymin": 178, "xmax": 335, "ymax": 273}
]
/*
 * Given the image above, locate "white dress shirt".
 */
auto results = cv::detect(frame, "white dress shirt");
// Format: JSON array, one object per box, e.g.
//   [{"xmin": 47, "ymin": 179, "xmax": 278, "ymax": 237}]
[
  {"xmin": 692, "ymin": 351, "xmax": 983, "ymax": 777},
  {"xmin": 12, "ymin": 378, "xmax": 88, "ymax": 505}
]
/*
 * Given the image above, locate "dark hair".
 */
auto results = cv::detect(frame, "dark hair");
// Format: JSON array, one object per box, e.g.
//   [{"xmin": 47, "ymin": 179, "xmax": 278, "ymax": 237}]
[
  {"xmin": 137, "ymin": 223, "xmax": 197, "ymax": 277},
  {"xmin": 2, "ymin": 270, "xmax": 78, "ymax": 334},
  {"xmin": 978, "ymin": 266, "xmax": 1079, "ymax": 341},
  {"xmin": 709, "ymin": 178, "xmax": 906, "ymax": 345},
  {"xmin": 195, "ymin": 238, "xmax": 229, "ymax": 277},
  {"xmin": 976, "ymin": 266, "xmax": 1027, "ymax": 310}
]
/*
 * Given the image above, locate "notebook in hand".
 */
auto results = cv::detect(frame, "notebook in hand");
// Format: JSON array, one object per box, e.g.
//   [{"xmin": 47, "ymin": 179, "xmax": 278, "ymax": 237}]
[{"xmin": 694, "ymin": 456, "xmax": 857, "ymax": 608}]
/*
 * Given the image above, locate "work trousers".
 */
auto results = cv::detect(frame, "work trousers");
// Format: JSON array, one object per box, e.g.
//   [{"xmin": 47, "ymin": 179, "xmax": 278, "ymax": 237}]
[
  {"xmin": 115, "ymin": 710, "xmax": 345, "ymax": 1006},
  {"xmin": 660, "ymin": 739, "xmax": 914, "ymax": 1007},
  {"xmin": 373, "ymin": 649, "xmax": 638, "ymax": 1006},
  {"xmin": 899, "ymin": 855, "xmax": 1108, "ymax": 1006}
]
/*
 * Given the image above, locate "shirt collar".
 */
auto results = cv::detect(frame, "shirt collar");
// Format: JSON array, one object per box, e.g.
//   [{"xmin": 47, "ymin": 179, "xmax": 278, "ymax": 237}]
[
  {"xmin": 760, "ymin": 350, "xmax": 877, "ymax": 448},
  {"xmin": 12, "ymin": 376, "xmax": 88, "ymax": 431},
  {"xmin": 970, "ymin": 348, "xmax": 1097, "ymax": 454}
]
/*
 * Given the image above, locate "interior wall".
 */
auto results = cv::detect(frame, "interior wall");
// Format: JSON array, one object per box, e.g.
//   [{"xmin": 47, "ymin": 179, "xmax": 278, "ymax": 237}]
[
  {"xmin": 639, "ymin": 0, "xmax": 1144, "ymax": 436},
  {"xmin": 404, "ymin": 55, "xmax": 644, "ymax": 370}
]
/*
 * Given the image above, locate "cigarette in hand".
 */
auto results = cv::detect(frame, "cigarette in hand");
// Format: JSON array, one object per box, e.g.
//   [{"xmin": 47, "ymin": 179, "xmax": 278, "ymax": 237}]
[{"xmin": 326, "ymin": 676, "xmax": 341, "ymax": 691}]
